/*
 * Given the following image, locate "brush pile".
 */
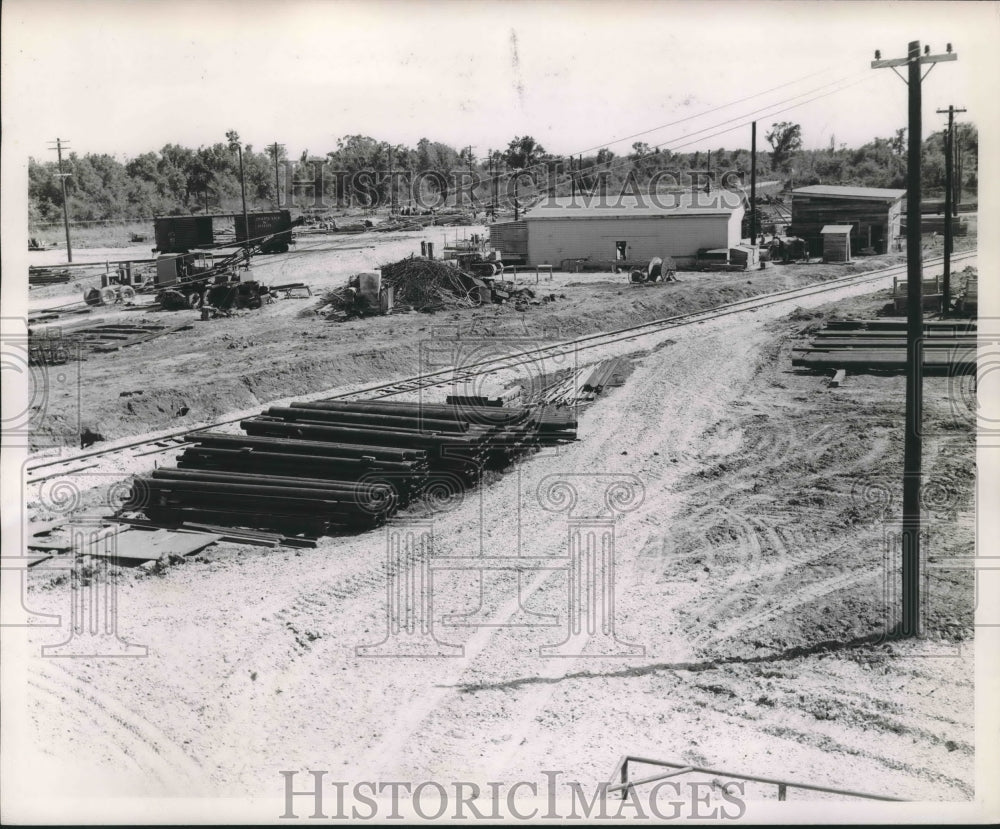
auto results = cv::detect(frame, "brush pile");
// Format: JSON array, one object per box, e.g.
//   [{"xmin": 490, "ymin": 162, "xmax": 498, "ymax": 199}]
[
  {"xmin": 313, "ymin": 257, "xmax": 480, "ymax": 316},
  {"xmin": 380, "ymin": 257, "xmax": 479, "ymax": 310}
]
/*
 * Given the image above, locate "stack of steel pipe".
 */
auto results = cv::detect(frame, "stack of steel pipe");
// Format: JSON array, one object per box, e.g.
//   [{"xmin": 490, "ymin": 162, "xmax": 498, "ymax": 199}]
[
  {"xmin": 792, "ymin": 318, "xmax": 978, "ymax": 374},
  {"xmin": 127, "ymin": 399, "xmax": 576, "ymax": 536},
  {"xmin": 582, "ymin": 358, "xmax": 627, "ymax": 394},
  {"xmin": 126, "ymin": 469, "xmax": 395, "ymax": 535}
]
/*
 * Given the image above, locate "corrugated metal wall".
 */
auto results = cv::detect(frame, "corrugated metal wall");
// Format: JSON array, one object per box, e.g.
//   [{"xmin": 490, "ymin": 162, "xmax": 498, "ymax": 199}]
[
  {"xmin": 489, "ymin": 221, "xmax": 528, "ymax": 259},
  {"xmin": 524, "ymin": 213, "xmax": 741, "ymax": 265}
]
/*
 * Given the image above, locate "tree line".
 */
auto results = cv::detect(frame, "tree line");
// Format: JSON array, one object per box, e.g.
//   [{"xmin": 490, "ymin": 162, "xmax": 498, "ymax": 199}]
[{"xmin": 28, "ymin": 123, "xmax": 977, "ymax": 226}]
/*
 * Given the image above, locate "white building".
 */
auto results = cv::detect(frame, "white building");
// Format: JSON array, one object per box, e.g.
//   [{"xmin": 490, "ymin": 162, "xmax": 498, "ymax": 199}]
[{"xmin": 490, "ymin": 201, "xmax": 745, "ymax": 267}]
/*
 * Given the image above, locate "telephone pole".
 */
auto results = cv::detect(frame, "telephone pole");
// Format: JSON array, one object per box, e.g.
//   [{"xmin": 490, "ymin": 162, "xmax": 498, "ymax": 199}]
[
  {"xmin": 271, "ymin": 142, "xmax": 285, "ymax": 209},
  {"xmin": 227, "ymin": 132, "xmax": 250, "ymax": 254},
  {"xmin": 750, "ymin": 122, "xmax": 758, "ymax": 242},
  {"xmin": 48, "ymin": 138, "xmax": 73, "ymax": 262},
  {"xmin": 387, "ymin": 144, "xmax": 395, "ymax": 215},
  {"xmin": 488, "ymin": 150, "xmax": 497, "ymax": 221},
  {"xmin": 936, "ymin": 106, "xmax": 966, "ymax": 312},
  {"xmin": 872, "ymin": 40, "xmax": 957, "ymax": 638},
  {"xmin": 954, "ymin": 125, "xmax": 963, "ymax": 205}
]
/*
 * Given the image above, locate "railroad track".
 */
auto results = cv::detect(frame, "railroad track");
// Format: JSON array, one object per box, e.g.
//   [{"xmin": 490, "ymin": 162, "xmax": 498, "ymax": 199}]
[{"xmin": 24, "ymin": 250, "xmax": 975, "ymax": 486}]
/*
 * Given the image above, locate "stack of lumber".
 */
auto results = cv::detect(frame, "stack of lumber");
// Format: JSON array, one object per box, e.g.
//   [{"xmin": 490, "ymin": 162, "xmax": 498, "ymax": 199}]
[{"xmin": 792, "ymin": 318, "xmax": 977, "ymax": 374}]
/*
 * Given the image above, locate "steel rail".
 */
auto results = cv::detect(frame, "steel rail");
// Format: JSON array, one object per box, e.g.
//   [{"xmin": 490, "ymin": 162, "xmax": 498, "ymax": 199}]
[
  {"xmin": 25, "ymin": 250, "xmax": 975, "ymax": 483},
  {"xmin": 608, "ymin": 755, "xmax": 905, "ymax": 802}
]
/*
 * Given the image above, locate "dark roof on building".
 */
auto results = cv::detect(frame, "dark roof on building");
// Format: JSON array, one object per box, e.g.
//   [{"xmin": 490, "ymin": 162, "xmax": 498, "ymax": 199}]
[{"xmin": 791, "ymin": 185, "xmax": 906, "ymax": 201}]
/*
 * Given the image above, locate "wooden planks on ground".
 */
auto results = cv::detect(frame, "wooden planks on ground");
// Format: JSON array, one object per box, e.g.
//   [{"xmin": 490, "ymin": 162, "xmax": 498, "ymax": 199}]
[{"xmin": 83, "ymin": 527, "xmax": 221, "ymax": 564}]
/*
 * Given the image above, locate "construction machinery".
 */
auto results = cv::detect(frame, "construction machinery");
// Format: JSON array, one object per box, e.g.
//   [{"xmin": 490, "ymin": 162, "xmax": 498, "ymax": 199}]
[
  {"xmin": 629, "ymin": 256, "xmax": 677, "ymax": 284},
  {"xmin": 150, "ymin": 212, "xmax": 306, "ymax": 311},
  {"xmin": 82, "ymin": 262, "xmax": 151, "ymax": 306},
  {"xmin": 454, "ymin": 250, "xmax": 504, "ymax": 278},
  {"xmin": 767, "ymin": 236, "xmax": 809, "ymax": 264},
  {"xmin": 694, "ymin": 245, "xmax": 760, "ymax": 271},
  {"xmin": 344, "ymin": 272, "xmax": 394, "ymax": 317},
  {"xmin": 83, "ymin": 284, "xmax": 137, "ymax": 306},
  {"xmin": 153, "ymin": 244, "xmax": 268, "ymax": 311}
]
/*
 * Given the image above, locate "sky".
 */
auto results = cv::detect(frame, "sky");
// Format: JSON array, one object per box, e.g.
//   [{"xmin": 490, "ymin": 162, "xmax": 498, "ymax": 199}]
[{"xmin": 1, "ymin": 0, "xmax": 997, "ymax": 163}]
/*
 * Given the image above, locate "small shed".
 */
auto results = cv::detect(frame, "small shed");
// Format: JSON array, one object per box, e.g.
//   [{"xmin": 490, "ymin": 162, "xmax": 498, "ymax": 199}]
[
  {"xmin": 820, "ymin": 225, "xmax": 853, "ymax": 263},
  {"xmin": 791, "ymin": 185, "xmax": 905, "ymax": 256}
]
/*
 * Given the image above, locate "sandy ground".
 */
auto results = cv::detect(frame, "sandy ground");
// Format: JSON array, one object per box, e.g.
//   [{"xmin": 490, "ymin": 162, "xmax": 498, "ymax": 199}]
[
  {"xmin": 15, "ymin": 272, "xmax": 975, "ymax": 810},
  {"xmin": 27, "ymin": 226, "xmax": 918, "ymax": 453}
]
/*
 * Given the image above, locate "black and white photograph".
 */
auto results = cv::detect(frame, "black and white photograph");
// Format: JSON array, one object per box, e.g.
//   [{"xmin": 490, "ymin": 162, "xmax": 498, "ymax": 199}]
[{"xmin": 1, "ymin": 0, "xmax": 997, "ymax": 823}]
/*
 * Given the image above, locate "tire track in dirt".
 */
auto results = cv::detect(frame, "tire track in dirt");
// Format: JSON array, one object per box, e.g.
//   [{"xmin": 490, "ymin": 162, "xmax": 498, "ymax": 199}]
[
  {"xmin": 28, "ymin": 662, "xmax": 208, "ymax": 793},
  {"xmin": 356, "ymin": 331, "xmax": 752, "ymax": 781}
]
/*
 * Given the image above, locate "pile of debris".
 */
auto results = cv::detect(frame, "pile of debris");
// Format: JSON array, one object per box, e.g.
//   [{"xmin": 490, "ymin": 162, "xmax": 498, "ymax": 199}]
[
  {"xmin": 376, "ymin": 211, "xmax": 477, "ymax": 232},
  {"xmin": 318, "ymin": 258, "xmax": 483, "ymax": 316},
  {"xmin": 316, "ymin": 257, "xmax": 565, "ymax": 319},
  {"xmin": 124, "ymin": 399, "xmax": 577, "ymax": 537},
  {"xmin": 379, "ymin": 257, "xmax": 481, "ymax": 310}
]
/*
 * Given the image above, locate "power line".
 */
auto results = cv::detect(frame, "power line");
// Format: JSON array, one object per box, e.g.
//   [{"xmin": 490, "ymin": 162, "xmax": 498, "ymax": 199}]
[
  {"xmin": 515, "ymin": 74, "xmax": 871, "ymax": 197},
  {"xmin": 505, "ymin": 67, "xmax": 872, "ymax": 183},
  {"xmin": 568, "ymin": 65, "xmax": 862, "ymax": 158}
]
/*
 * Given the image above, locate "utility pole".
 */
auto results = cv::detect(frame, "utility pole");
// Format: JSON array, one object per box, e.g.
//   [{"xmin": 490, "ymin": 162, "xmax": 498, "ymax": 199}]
[
  {"xmin": 570, "ymin": 154, "xmax": 576, "ymax": 202},
  {"xmin": 271, "ymin": 142, "xmax": 285, "ymax": 209},
  {"xmin": 936, "ymin": 106, "xmax": 966, "ymax": 312},
  {"xmin": 954, "ymin": 126, "xmax": 963, "ymax": 205},
  {"xmin": 872, "ymin": 40, "xmax": 957, "ymax": 638},
  {"xmin": 387, "ymin": 144, "xmax": 395, "ymax": 215},
  {"xmin": 750, "ymin": 122, "xmax": 757, "ymax": 243},
  {"xmin": 492, "ymin": 151, "xmax": 498, "ymax": 219},
  {"xmin": 48, "ymin": 138, "xmax": 73, "ymax": 262},
  {"xmin": 227, "ymin": 131, "xmax": 250, "ymax": 254},
  {"xmin": 466, "ymin": 145, "xmax": 475, "ymax": 212}
]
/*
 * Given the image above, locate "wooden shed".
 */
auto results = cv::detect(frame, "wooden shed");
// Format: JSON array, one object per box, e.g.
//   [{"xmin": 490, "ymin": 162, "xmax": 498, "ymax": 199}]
[
  {"xmin": 791, "ymin": 185, "xmax": 905, "ymax": 256},
  {"xmin": 820, "ymin": 225, "xmax": 853, "ymax": 262}
]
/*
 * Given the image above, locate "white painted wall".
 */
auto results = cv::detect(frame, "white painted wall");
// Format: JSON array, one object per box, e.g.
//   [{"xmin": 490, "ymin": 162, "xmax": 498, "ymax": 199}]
[{"xmin": 524, "ymin": 210, "xmax": 744, "ymax": 265}]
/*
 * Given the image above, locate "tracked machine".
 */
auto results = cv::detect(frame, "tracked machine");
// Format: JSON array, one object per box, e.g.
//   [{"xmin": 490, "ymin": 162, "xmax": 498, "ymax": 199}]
[{"xmin": 152, "ymin": 246, "xmax": 268, "ymax": 311}]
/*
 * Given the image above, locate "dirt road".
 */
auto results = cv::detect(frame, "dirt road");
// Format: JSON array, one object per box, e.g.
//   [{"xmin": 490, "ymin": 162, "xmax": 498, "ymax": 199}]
[{"xmin": 18, "ymin": 277, "xmax": 974, "ymax": 809}]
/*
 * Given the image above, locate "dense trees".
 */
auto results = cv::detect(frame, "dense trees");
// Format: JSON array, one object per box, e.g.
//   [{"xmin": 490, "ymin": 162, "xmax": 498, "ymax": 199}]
[{"xmin": 27, "ymin": 125, "xmax": 978, "ymax": 228}]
